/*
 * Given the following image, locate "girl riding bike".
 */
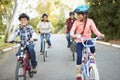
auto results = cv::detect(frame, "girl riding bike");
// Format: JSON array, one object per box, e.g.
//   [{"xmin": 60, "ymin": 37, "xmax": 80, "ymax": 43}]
[
  {"xmin": 37, "ymin": 13, "xmax": 53, "ymax": 53},
  {"xmin": 70, "ymin": 5, "xmax": 104, "ymax": 80}
]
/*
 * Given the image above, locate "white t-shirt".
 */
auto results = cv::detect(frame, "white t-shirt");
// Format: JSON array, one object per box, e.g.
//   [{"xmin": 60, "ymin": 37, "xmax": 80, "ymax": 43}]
[{"xmin": 37, "ymin": 21, "xmax": 53, "ymax": 33}]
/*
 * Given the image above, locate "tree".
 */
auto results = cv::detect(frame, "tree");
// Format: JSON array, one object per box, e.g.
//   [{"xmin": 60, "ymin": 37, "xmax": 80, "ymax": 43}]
[
  {"xmin": 36, "ymin": 0, "xmax": 71, "ymax": 33},
  {"xmin": 87, "ymin": 0, "xmax": 120, "ymax": 40},
  {"xmin": 0, "ymin": 0, "xmax": 13, "ymax": 35},
  {"xmin": 4, "ymin": 0, "xmax": 18, "ymax": 42}
]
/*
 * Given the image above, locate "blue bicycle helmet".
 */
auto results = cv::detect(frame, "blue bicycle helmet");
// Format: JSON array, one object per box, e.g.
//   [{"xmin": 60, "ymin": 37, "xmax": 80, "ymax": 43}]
[{"xmin": 74, "ymin": 5, "xmax": 90, "ymax": 13}]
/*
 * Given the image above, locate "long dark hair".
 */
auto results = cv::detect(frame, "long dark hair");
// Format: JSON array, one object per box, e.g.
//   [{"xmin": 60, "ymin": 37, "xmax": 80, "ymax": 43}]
[{"xmin": 41, "ymin": 13, "xmax": 49, "ymax": 22}]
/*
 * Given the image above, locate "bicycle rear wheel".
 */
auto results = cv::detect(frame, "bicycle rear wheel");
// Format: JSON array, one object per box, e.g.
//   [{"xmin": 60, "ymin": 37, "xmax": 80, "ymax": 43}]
[
  {"xmin": 72, "ymin": 51, "xmax": 75, "ymax": 61},
  {"xmin": 89, "ymin": 64, "xmax": 100, "ymax": 80},
  {"xmin": 70, "ymin": 40, "xmax": 76, "ymax": 61},
  {"xmin": 15, "ymin": 61, "xmax": 26, "ymax": 80},
  {"xmin": 45, "ymin": 51, "xmax": 47, "ymax": 58}
]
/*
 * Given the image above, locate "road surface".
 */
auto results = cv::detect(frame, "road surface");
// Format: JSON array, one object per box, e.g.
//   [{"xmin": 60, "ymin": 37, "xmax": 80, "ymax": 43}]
[{"xmin": 0, "ymin": 34, "xmax": 120, "ymax": 80}]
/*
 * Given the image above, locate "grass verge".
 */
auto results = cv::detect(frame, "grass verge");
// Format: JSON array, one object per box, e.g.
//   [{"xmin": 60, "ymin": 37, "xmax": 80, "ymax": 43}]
[{"xmin": 0, "ymin": 36, "xmax": 14, "ymax": 50}]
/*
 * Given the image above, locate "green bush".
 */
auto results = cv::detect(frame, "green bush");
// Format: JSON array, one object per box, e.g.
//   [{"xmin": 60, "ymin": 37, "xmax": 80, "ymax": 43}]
[{"xmin": 88, "ymin": 0, "xmax": 120, "ymax": 41}]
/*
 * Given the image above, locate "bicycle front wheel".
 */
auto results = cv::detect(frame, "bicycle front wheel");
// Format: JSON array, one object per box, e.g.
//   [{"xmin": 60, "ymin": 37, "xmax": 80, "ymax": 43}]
[
  {"xmin": 28, "ymin": 61, "xmax": 33, "ymax": 78},
  {"xmin": 15, "ymin": 61, "xmax": 26, "ymax": 80},
  {"xmin": 43, "ymin": 41, "xmax": 46, "ymax": 62},
  {"xmin": 89, "ymin": 64, "xmax": 100, "ymax": 80}
]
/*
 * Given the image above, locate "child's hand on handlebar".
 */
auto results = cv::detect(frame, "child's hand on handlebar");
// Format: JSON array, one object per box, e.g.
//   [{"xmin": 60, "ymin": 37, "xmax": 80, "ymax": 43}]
[
  {"xmin": 7, "ymin": 40, "xmax": 12, "ymax": 43},
  {"xmin": 30, "ymin": 38, "xmax": 34, "ymax": 42},
  {"xmin": 76, "ymin": 34, "xmax": 81, "ymax": 38},
  {"xmin": 98, "ymin": 34, "xmax": 105, "ymax": 40},
  {"xmin": 72, "ymin": 34, "xmax": 81, "ymax": 39}
]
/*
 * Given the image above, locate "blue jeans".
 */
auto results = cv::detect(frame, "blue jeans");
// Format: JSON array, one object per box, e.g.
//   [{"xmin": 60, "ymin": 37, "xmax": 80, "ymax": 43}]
[
  {"xmin": 76, "ymin": 40, "xmax": 95, "ymax": 65},
  {"xmin": 40, "ymin": 33, "xmax": 51, "ymax": 51},
  {"xmin": 66, "ymin": 33, "xmax": 71, "ymax": 47},
  {"xmin": 16, "ymin": 44, "xmax": 37, "ymax": 67}
]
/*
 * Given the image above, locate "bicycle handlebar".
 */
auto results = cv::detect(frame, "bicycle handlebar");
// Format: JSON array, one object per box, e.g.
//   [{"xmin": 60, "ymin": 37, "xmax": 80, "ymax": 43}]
[
  {"xmin": 8, "ymin": 39, "xmax": 38, "ymax": 44},
  {"xmin": 9, "ymin": 41, "xmax": 21, "ymax": 44},
  {"xmin": 78, "ymin": 36, "xmax": 100, "ymax": 47}
]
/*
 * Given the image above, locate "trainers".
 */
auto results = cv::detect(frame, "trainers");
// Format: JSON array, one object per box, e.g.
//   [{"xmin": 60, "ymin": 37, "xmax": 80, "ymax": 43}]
[
  {"xmin": 67, "ymin": 45, "xmax": 70, "ymax": 48},
  {"xmin": 40, "ymin": 51, "xmax": 43, "ymax": 55},
  {"xmin": 48, "ymin": 46, "xmax": 52, "ymax": 48},
  {"xmin": 32, "ymin": 66, "xmax": 37, "ymax": 74}
]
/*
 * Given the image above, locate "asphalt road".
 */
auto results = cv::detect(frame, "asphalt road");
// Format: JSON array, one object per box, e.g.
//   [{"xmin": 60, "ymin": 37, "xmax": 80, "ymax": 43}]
[{"xmin": 0, "ymin": 34, "xmax": 120, "ymax": 80}]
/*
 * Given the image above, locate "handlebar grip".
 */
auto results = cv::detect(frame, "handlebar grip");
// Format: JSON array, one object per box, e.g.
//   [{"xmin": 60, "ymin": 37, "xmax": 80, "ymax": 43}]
[
  {"xmin": 9, "ymin": 41, "xmax": 15, "ymax": 43},
  {"xmin": 9, "ymin": 41, "xmax": 21, "ymax": 43},
  {"xmin": 80, "ymin": 37, "xmax": 98, "ymax": 47},
  {"xmin": 34, "ymin": 39, "xmax": 38, "ymax": 41}
]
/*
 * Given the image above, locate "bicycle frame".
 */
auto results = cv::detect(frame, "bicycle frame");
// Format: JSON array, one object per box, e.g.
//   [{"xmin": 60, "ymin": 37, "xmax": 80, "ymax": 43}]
[
  {"xmin": 79, "ymin": 36, "xmax": 99, "ymax": 79},
  {"xmin": 82, "ymin": 45, "xmax": 95, "ymax": 79},
  {"xmin": 41, "ymin": 33, "xmax": 48, "ymax": 62},
  {"xmin": 10, "ymin": 40, "xmax": 37, "ymax": 80},
  {"xmin": 69, "ymin": 37, "xmax": 76, "ymax": 61},
  {"xmin": 17, "ymin": 46, "xmax": 31, "ymax": 75},
  {"xmin": 42, "ymin": 33, "xmax": 48, "ymax": 52}
]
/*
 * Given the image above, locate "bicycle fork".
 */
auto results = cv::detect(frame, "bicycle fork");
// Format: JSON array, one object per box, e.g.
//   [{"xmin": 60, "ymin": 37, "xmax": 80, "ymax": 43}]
[
  {"xmin": 23, "ymin": 58, "xmax": 31, "ymax": 76},
  {"xmin": 82, "ymin": 61, "xmax": 91, "ymax": 79}
]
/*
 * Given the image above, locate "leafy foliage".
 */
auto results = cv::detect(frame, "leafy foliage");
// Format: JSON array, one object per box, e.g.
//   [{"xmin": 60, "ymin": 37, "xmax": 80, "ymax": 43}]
[
  {"xmin": 88, "ymin": 0, "xmax": 120, "ymax": 40},
  {"xmin": 35, "ymin": 0, "xmax": 71, "ymax": 33},
  {"xmin": 0, "ymin": 0, "xmax": 13, "ymax": 35}
]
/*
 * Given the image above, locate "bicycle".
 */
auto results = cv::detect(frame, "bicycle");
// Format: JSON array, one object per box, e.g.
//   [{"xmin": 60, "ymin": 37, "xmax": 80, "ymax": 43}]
[
  {"xmin": 78, "ymin": 35, "xmax": 100, "ymax": 80},
  {"xmin": 9, "ymin": 40, "xmax": 37, "ymax": 80},
  {"xmin": 41, "ymin": 33, "xmax": 48, "ymax": 62},
  {"xmin": 69, "ymin": 37, "xmax": 76, "ymax": 61}
]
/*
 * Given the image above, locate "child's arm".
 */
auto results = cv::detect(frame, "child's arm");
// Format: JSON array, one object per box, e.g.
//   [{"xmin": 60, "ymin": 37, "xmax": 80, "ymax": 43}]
[
  {"xmin": 30, "ymin": 26, "xmax": 37, "ymax": 40},
  {"xmin": 70, "ymin": 21, "xmax": 77, "ymax": 38},
  {"xmin": 64, "ymin": 19, "xmax": 68, "ymax": 33},
  {"xmin": 49, "ymin": 22, "xmax": 54, "ymax": 33},
  {"xmin": 90, "ymin": 19, "xmax": 104, "ymax": 37},
  {"xmin": 36, "ymin": 21, "xmax": 41, "ymax": 33},
  {"xmin": 8, "ymin": 28, "xmax": 19, "ymax": 41}
]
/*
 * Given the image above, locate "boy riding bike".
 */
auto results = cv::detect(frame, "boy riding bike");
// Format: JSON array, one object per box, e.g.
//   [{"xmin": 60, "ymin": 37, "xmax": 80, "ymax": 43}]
[
  {"xmin": 8, "ymin": 13, "xmax": 37, "ymax": 73},
  {"xmin": 64, "ymin": 12, "xmax": 76, "ymax": 48},
  {"xmin": 70, "ymin": 5, "xmax": 104, "ymax": 80}
]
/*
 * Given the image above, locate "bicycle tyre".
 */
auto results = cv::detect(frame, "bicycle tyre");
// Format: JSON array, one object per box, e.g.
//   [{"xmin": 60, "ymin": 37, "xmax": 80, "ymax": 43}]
[
  {"xmin": 28, "ymin": 61, "xmax": 33, "ymax": 78},
  {"xmin": 89, "ymin": 64, "xmax": 100, "ymax": 80},
  {"xmin": 15, "ymin": 61, "xmax": 26, "ymax": 80},
  {"xmin": 72, "ymin": 51, "xmax": 75, "ymax": 61},
  {"xmin": 46, "ymin": 51, "xmax": 47, "ymax": 57},
  {"xmin": 43, "ymin": 41, "xmax": 46, "ymax": 62},
  {"xmin": 28, "ymin": 70, "xmax": 33, "ymax": 78}
]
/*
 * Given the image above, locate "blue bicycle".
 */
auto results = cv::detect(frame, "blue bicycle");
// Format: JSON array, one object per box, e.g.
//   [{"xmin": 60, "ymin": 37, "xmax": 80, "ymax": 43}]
[{"xmin": 78, "ymin": 36, "xmax": 100, "ymax": 80}]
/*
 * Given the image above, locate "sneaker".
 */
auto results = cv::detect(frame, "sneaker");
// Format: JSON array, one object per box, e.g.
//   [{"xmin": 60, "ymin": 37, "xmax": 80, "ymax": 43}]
[
  {"xmin": 67, "ymin": 45, "xmax": 70, "ymax": 48},
  {"xmin": 32, "ymin": 66, "xmax": 37, "ymax": 74},
  {"xmin": 48, "ymin": 46, "xmax": 52, "ymax": 48},
  {"xmin": 40, "ymin": 51, "xmax": 43, "ymax": 55}
]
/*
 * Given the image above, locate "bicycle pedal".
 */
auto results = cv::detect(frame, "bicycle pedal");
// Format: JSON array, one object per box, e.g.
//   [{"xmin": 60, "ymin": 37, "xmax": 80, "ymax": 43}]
[{"xmin": 31, "ymin": 70, "xmax": 37, "ymax": 74}]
